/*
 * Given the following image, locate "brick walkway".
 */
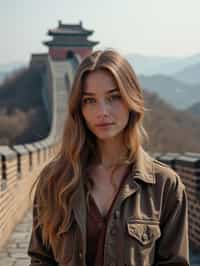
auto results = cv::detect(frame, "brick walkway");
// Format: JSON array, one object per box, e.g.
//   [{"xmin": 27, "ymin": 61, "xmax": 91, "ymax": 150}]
[{"xmin": 0, "ymin": 209, "xmax": 32, "ymax": 266}]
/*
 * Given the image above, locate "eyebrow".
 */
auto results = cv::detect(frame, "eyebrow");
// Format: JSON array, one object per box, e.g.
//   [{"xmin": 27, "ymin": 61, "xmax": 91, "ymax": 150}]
[{"xmin": 82, "ymin": 88, "xmax": 119, "ymax": 96}]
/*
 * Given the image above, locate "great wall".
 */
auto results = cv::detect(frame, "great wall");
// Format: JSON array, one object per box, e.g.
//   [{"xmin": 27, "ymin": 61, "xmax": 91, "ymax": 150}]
[{"xmin": 0, "ymin": 21, "xmax": 200, "ymax": 265}]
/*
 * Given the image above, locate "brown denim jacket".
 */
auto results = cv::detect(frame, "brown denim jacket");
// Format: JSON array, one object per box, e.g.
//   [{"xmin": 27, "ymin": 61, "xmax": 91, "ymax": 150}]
[{"xmin": 27, "ymin": 159, "xmax": 189, "ymax": 266}]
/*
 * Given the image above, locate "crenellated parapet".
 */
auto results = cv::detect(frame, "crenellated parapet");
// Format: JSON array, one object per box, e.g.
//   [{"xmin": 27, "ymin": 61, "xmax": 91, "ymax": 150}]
[{"xmin": 0, "ymin": 138, "xmax": 60, "ymax": 249}]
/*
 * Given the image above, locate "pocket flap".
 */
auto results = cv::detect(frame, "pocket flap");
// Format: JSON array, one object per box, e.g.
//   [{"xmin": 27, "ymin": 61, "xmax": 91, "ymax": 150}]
[{"xmin": 127, "ymin": 222, "xmax": 161, "ymax": 245}]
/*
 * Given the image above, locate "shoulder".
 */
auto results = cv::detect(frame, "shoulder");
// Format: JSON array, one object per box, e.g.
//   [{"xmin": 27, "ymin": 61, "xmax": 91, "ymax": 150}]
[
  {"xmin": 152, "ymin": 159, "xmax": 186, "ymax": 200},
  {"xmin": 151, "ymin": 160, "xmax": 188, "ymax": 228}
]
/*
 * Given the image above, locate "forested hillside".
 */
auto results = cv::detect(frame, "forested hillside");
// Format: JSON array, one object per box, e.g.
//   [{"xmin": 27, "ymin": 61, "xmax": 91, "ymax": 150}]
[
  {"xmin": 143, "ymin": 91, "xmax": 200, "ymax": 152},
  {"xmin": 0, "ymin": 66, "xmax": 50, "ymax": 145}
]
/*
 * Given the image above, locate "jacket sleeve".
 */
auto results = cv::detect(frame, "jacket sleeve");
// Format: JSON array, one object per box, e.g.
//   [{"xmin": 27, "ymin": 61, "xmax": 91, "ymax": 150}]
[
  {"xmin": 27, "ymin": 191, "xmax": 58, "ymax": 266},
  {"xmin": 155, "ymin": 174, "xmax": 190, "ymax": 266}
]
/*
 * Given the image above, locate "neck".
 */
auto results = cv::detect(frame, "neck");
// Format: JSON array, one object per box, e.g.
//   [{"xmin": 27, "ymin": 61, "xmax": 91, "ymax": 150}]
[{"xmin": 95, "ymin": 135, "xmax": 128, "ymax": 168}]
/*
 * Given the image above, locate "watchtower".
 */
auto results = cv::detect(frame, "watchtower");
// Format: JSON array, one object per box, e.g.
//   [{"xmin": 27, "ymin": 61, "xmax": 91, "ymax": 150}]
[{"xmin": 43, "ymin": 20, "xmax": 99, "ymax": 60}]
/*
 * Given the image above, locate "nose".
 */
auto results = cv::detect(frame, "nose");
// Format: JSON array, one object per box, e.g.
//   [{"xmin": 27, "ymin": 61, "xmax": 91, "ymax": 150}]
[{"xmin": 96, "ymin": 100, "xmax": 109, "ymax": 118}]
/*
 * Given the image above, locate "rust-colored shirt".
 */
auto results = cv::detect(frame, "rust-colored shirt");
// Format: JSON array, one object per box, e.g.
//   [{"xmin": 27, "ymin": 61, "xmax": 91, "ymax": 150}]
[{"xmin": 86, "ymin": 171, "xmax": 129, "ymax": 266}]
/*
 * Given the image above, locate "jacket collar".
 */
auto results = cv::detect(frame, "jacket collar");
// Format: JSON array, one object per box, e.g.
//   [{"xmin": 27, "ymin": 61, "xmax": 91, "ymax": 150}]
[
  {"xmin": 130, "ymin": 162, "xmax": 156, "ymax": 184},
  {"xmin": 118, "ymin": 160, "xmax": 155, "ymax": 201},
  {"xmin": 127, "ymin": 148, "xmax": 156, "ymax": 185}
]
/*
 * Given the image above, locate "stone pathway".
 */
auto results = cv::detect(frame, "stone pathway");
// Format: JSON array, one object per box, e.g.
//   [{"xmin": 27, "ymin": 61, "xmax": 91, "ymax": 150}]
[
  {"xmin": 1, "ymin": 207, "xmax": 200, "ymax": 266},
  {"xmin": 0, "ymin": 209, "xmax": 32, "ymax": 266}
]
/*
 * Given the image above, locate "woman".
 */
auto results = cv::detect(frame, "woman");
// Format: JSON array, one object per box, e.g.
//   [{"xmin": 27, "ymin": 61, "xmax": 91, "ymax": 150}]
[{"xmin": 28, "ymin": 49, "xmax": 189, "ymax": 266}]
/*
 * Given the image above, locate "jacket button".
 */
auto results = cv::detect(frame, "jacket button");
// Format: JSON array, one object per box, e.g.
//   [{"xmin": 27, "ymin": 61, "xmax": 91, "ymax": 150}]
[{"xmin": 142, "ymin": 232, "xmax": 149, "ymax": 241}]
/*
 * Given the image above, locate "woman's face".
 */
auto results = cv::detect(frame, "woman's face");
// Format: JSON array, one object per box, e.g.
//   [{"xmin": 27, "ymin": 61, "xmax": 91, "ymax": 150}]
[{"xmin": 81, "ymin": 69, "xmax": 130, "ymax": 141}]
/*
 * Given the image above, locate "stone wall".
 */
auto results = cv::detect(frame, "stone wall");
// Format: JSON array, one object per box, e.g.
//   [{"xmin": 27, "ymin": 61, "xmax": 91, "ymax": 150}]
[
  {"xmin": 156, "ymin": 152, "xmax": 200, "ymax": 249},
  {"xmin": 0, "ymin": 53, "xmax": 79, "ymax": 249},
  {"xmin": 0, "ymin": 139, "xmax": 60, "ymax": 249}
]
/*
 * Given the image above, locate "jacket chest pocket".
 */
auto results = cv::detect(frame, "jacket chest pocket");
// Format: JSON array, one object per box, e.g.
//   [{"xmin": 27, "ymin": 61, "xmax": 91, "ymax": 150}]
[{"xmin": 125, "ymin": 220, "xmax": 161, "ymax": 266}]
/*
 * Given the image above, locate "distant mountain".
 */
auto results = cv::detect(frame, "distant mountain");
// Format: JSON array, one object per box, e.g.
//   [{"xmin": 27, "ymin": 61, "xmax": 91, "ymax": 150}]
[
  {"xmin": 173, "ymin": 62, "xmax": 200, "ymax": 85},
  {"xmin": 186, "ymin": 102, "xmax": 200, "ymax": 117},
  {"xmin": 0, "ymin": 62, "xmax": 25, "ymax": 73},
  {"xmin": 139, "ymin": 74, "xmax": 200, "ymax": 109},
  {"xmin": 126, "ymin": 53, "xmax": 200, "ymax": 76},
  {"xmin": 0, "ymin": 72, "xmax": 6, "ymax": 84},
  {"xmin": 0, "ymin": 62, "xmax": 26, "ymax": 84}
]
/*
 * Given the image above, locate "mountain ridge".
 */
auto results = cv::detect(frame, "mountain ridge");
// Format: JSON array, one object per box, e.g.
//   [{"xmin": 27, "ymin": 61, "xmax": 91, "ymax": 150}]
[
  {"xmin": 173, "ymin": 62, "xmax": 200, "ymax": 85},
  {"xmin": 127, "ymin": 53, "xmax": 200, "ymax": 76},
  {"xmin": 139, "ymin": 74, "xmax": 200, "ymax": 109}
]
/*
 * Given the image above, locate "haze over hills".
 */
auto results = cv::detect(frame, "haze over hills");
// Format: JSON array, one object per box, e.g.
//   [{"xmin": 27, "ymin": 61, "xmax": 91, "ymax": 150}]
[
  {"xmin": 173, "ymin": 62, "xmax": 200, "ymax": 85},
  {"xmin": 126, "ymin": 53, "xmax": 200, "ymax": 110},
  {"xmin": 0, "ymin": 62, "xmax": 26, "ymax": 84},
  {"xmin": 139, "ymin": 74, "xmax": 200, "ymax": 110},
  {"xmin": 126, "ymin": 53, "xmax": 200, "ymax": 76},
  {"xmin": 0, "ymin": 72, "xmax": 6, "ymax": 84},
  {"xmin": 0, "ymin": 62, "xmax": 26, "ymax": 72}
]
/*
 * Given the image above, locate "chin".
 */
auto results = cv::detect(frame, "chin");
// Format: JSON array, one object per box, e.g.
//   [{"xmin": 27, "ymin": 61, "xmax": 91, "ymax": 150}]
[
  {"xmin": 94, "ymin": 131, "xmax": 120, "ymax": 140},
  {"xmin": 96, "ymin": 135, "xmax": 113, "ymax": 140},
  {"xmin": 89, "ymin": 126, "xmax": 124, "ymax": 140}
]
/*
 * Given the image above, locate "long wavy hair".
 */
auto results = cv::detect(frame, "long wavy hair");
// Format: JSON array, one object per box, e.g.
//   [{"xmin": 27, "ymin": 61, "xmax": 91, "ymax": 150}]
[{"xmin": 30, "ymin": 49, "xmax": 155, "ymax": 252}]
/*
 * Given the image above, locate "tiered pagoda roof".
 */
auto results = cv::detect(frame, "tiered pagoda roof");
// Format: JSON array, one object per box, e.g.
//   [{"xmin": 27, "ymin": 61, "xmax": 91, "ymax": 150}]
[{"xmin": 43, "ymin": 20, "xmax": 99, "ymax": 48}]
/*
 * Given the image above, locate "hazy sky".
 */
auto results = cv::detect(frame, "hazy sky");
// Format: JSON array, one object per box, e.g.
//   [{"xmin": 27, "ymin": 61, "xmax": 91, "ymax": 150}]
[{"xmin": 1, "ymin": 0, "xmax": 200, "ymax": 64}]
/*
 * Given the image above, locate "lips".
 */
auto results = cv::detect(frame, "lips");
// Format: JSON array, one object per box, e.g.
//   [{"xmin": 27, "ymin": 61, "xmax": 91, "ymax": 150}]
[{"xmin": 96, "ymin": 123, "xmax": 114, "ymax": 127}]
